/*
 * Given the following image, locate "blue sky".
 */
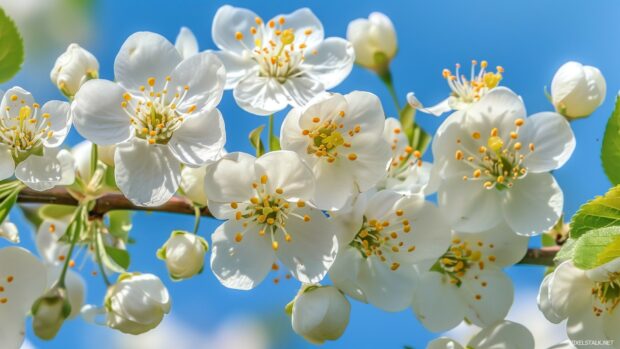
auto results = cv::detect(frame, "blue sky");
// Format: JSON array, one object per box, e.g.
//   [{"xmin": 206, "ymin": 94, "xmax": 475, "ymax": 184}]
[{"xmin": 2, "ymin": 0, "xmax": 619, "ymax": 348}]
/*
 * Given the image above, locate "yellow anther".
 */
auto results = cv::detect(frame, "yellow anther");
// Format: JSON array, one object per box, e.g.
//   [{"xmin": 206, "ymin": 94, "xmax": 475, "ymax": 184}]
[
  {"xmin": 250, "ymin": 197, "xmax": 259, "ymax": 204},
  {"xmin": 515, "ymin": 118, "xmax": 524, "ymax": 127},
  {"xmin": 348, "ymin": 153, "xmax": 358, "ymax": 161},
  {"xmin": 393, "ymin": 128, "xmax": 401, "ymax": 134},
  {"xmin": 408, "ymin": 246, "xmax": 416, "ymax": 252},
  {"xmin": 297, "ymin": 200, "xmax": 305, "ymax": 208},
  {"xmin": 497, "ymin": 66, "xmax": 505, "ymax": 73},
  {"xmin": 250, "ymin": 27, "xmax": 257, "ymax": 35},
  {"xmin": 267, "ymin": 218, "xmax": 275, "ymax": 225},
  {"xmin": 148, "ymin": 139, "xmax": 156, "ymax": 144},
  {"xmin": 255, "ymin": 17, "xmax": 262, "ymax": 25},
  {"xmin": 10, "ymin": 95, "xmax": 18, "ymax": 101},
  {"xmin": 149, "ymin": 130, "xmax": 157, "ymax": 137},
  {"xmin": 403, "ymin": 226, "xmax": 411, "ymax": 233},
  {"xmin": 187, "ymin": 105, "xmax": 197, "ymax": 113},
  {"xmin": 304, "ymin": 29, "xmax": 313, "ymax": 35},
  {"xmin": 147, "ymin": 77, "xmax": 156, "ymax": 87},
  {"xmin": 235, "ymin": 31, "xmax": 244, "ymax": 40},
  {"xmin": 303, "ymin": 215, "xmax": 311, "ymax": 222},
  {"xmin": 123, "ymin": 93, "xmax": 131, "ymax": 101},
  {"xmin": 497, "ymin": 175, "xmax": 505, "ymax": 183},
  {"xmin": 272, "ymin": 241, "xmax": 279, "ymax": 250},
  {"xmin": 510, "ymin": 131, "xmax": 518, "ymax": 139},
  {"xmin": 442, "ymin": 69, "xmax": 451, "ymax": 78},
  {"xmin": 488, "ymin": 255, "xmax": 497, "ymax": 262},
  {"xmin": 487, "ymin": 136, "xmax": 504, "ymax": 152},
  {"xmin": 235, "ymin": 233, "xmax": 243, "ymax": 243},
  {"xmin": 413, "ymin": 150, "xmax": 421, "ymax": 158},
  {"xmin": 455, "ymin": 150, "xmax": 464, "ymax": 160},
  {"xmin": 312, "ymin": 116, "xmax": 320, "ymax": 123},
  {"xmin": 390, "ymin": 263, "xmax": 400, "ymax": 271},
  {"xmin": 471, "ymin": 250, "xmax": 482, "ymax": 261},
  {"xmin": 473, "ymin": 169, "xmax": 482, "ymax": 178},
  {"xmin": 235, "ymin": 211, "xmax": 242, "ymax": 220},
  {"xmin": 260, "ymin": 175, "xmax": 268, "ymax": 184},
  {"xmin": 285, "ymin": 234, "xmax": 292, "ymax": 242},
  {"xmin": 268, "ymin": 20, "xmax": 275, "ymax": 28},
  {"xmin": 472, "ymin": 131, "xmax": 481, "ymax": 139},
  {"xmin": 529, "ymin": 143, "xmax": 535, "ymax": 152},
  {"xmin": 514, "ymin": 142, "xmax": 522, "ymax": 151},
  {"xmin": 259, "ymin": 229, "xmax": 265, "ymax": 236},
  {"xmin": 483, "ymin": 181, "xmax": 493, "ymax": 188},
  {"xmin": 275, "ymin": 188, "xmax": 284, "ymax": 194},
  {"xmin": 481, "ymin": 60, "xmax": 488, "ymax": 68},
  {"xmin": 490, "ymin": 127, "xmax": 499, "ymax": 137},
  {"xmin": 396, "ymin": 209, "xmax": 403, "ymax": 216}
]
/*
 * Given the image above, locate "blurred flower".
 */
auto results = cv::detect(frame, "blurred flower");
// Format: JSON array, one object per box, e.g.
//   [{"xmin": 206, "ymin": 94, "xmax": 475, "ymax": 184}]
[
  {"xmin": 211, "ymin": 5, "xmax": 354, "ymax": 115},
  {"xmin": 72, "ymin": 31, "xmax": 226, "ymax": 206},
  {"xmin": 330, "ymin": 190, "xmax": 450, "ymax": 311},
  {"xmin": 432, "ymin": 87, "xmax": 575, "ymax": 235},
  {"xmin": 346, "ymin": 12, "xmax": 397, "ymax": 71},
  {"xmin": 0, "ymin": 87, "xmax": 73, "ymax": 191},
  {"xmin": 50, "ymin": 43, "xmax": 99, "ymax": 98},
  {"xmin": 0, "ymin": 221, "xmax": 19, "ymax": 243},
  {"xmin": 408, "ymin": 60, "xmax": 504, "ymax": 116},
  {"xmin": 427, "ymin": 321, "xmax": 534, "ymax": 349},
  {"xmin": 291, "ymin": 285, "xmax": 350, "ymax": 344},
  {"xmin": 180, "ymin": 149, "xmax": 226, "ymax": 206},
  {"xmin": 551, "ymin": 61, "xmax": 606, "ymax": 119},
  {"xmin": 412, "ymin": 225, "xmax": 528, "ymax": 332},
  {"xmin": 0, "ymin": 247, "xmax": 47, "ymax": 349},
  {"xmin": 538, "ymin": 260, "xmax": 620, "ymax": 346},
  {"xmin": 31, "ymin": 286, "xmax": 71, "ymax": 340},
  {"xmin": 175, "ymin": 27, "xmax": 199, "ymax": 59},
  {"xmin": 157, "ymin": 231, "xmax": 208, "ymax": 281},
  {"xmin": 205, "ymin": 151, "xmax": 339, "ymax": 290},
  {"xmin": 280, "ymin": 92, "xmax": 391, "ymax": 211}
]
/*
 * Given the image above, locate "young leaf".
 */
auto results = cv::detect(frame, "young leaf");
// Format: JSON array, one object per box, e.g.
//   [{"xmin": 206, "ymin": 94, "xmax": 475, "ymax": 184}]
[
  {"xmin": 0, "ymin": 186, "xmax": 20, "ymax": 224},
  {"xmin": 104, "ymin": 245, "xmax": 131, "ymax": 271},
  {"xmin": 596, "ymin": 235, "xmax": 620, "ymax": 266},
  {"xmin": 602, "ymin": 96, "xmax": 620, "ymax": 185},
  {"xmin": 249, "ymin": 125, "xmax": 266, "ymax": 157},
  {"xmin": 570, "ymin": 185, "xmax": 620, "ymax": 239},
  {"xmin": 572, "ymin": 226, "xmax": 620, "ymax": 269},
  {"xmin": 554, "ymin": 238, "xmax": 576, "ymax": 263},
  {"xmin": 0, "ymin": 8, "xmax": 25, "ymax": 83}
]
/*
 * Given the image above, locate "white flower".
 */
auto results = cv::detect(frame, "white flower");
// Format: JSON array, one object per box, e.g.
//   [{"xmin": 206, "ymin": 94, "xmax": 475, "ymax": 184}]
[
  {"xmin": 377, "ymin": 117, "xmax": 438, "ymax": 196},
  {"xmin": 407, "ymin": 60, "xmax": 504, "ymax": 116},
  {"xmin": 291, "ymin": 285, "xmax": 350, "ymax": 344},
  {"xmin": 329, "ymin": 190, "xmax": 451, "ymax": 311},
  {"xmin": 211, "ymin": 5, "xmax": 354, "ymax": 115},
  {"xmin": 432, "ymin": 87, "xmax": 575, "ymax": 235},
  {"xmin": 0, "ymin": 87, "xmax": 73, "ymax": 191},
  {"xmin": 0, "ymin": 247, "xmax": 47, "ymax": 349},
  {"xmin": 180, "ymin": 149, "xmax": 226, "ymax": 206},
  {"xmin": 427, "ymin": 320, "xmax": 535, "ymax": 349},
  {"xmin": 412, "ymin": 225, "xmax": 528, "ymax": 332},
  {"xmin": 50, "ymin": 43, "xmax": 99, "ymax": 98},
  {"xmin": 551, "ymin": 61, "xmax": 606, "ymax": 119},
  {"xmin": 205, "ymin": 151, "xmax": 340, "ymax": 290},
  {"xmin": 157, "ymin": 231, "xmax": 208, "ymax": 280},
  {"xmin": 72, "ymin": 31, "xmax": 227, "ymax": 207},
  {"xmin": 538, "ymin": 259, "xmax": 620, "ymax": 346},
  {"xmin": 71, "ymin": 140, "xmax": 116, "ymax": 189},
  {"xmin": 175, "ymin": 27, "xmax": 198, "ymax": 59},
  {"xmin": 0, "ymin": 221, "xmax": 19, "ymax": 243},
  {"xmin": 280, "ymin": 91, "xmax": 391, "ymax": 211},
  {"xmin": 83, "ymin": 273, "xmax": 171, "ymax": 335},
  {"xmin": 346, "ymin": 12, "xmax": 397, "ymax": 70}
]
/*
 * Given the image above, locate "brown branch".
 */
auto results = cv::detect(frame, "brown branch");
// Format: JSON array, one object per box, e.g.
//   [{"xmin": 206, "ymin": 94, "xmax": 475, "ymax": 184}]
[
  {"xmin": 17, "ymin": 187, "xmax": 212, "ymax": 217},
  {"xmin": 17, "ymin": 187, "xmax": 560, "ymax": 266}
]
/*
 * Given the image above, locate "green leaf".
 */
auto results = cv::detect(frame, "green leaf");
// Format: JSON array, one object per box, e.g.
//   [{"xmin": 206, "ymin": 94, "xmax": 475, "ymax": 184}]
[
  {"xmin": 542, "ymin": 233, "xmax": 556, "ymax": 247},
  {"xmin": 0, "ymin": 186, "xmax": 20, "ymax": 224},
  {"xmin": 596, "ymin": 235, "xmax": 620, "ymax": 266},
  {"xmin": 0, "ymin": 8, "xmax": 24, "ymax": 83},
  {"xmin": 104, "ymin": 245, "xmax": 130, "ymax": 271},
  {"xmin": 107, "ymin": 211, "xmax": 133, "ymax": 241},
  {"xmin": 570, "ymin": 185, "xmax": 620, "ymax": 239},
  {"xmin": 573, "ymin": 226, "xmax": 620, "ymax": 269},
  {"xmin": 269, "ymin": 133, "xmax": 281, "ymax": 152},
  {"xmin": 39, "ymin": 205, "xmax": 76, "ymax": 221},
  {"xmin": 249, "ymin": 125, "xmax": 266, "ymax": 157},
  {"xmin": 602, "ymin": 96, "xmax": 620, "ymax": 185},
  {"xmin": 554, "ymin": 238, "xmax": 576, "ymax": 263}
]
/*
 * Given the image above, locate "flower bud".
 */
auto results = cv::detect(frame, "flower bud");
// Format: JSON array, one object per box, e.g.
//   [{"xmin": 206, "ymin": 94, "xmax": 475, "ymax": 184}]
[
  {"xmin": 551, "ymin": 61, "xmax": 606, "ymax": 119},
  {"xmin": 347, "ymin": 12, "xmax": 397, "ymax": 71},
  {"xmin": 180, "ymin": 166, "xmax": 208, "ymax": 206},
  {"xmin": 157, "ymin": 231, "xmax": 208, "ymax": 280},
  {"xmin": 31, "ymin": 286, "xmax": 71, "ymax": 340},
  {"xmin": 290, "ymin": 285, "xmax": 350, "ymax": 344},
  {"xmin": 50, "ymin": 43, "xmax": 99, "ymax": 98},
  {"xmin": 104, "ymin": 273, "xmax": 171, "ymax": 335}
]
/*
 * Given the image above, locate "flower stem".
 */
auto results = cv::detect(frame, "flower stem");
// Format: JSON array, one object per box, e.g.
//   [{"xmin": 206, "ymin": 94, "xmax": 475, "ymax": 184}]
[
  {"xmin": 93, "ymin": 221, "xmax": 112, "ymax": 287},
  {"xmin": 58, "ymin": 204, "xmax": 87, "ymax": 288},
  {"xmin": 267, "ymin": 114, "xmax": 280, "ymax": 152},
  {"xmin": 192, "ymin": 205, "xmax": 201, "ymax": 234},
  {"xmin": 90, "ymin": 144, "xmax": 98, "ymax": 176},
  {"xmin": 378, "ymin": 68, "xmax": 401, "ymax": 113}
]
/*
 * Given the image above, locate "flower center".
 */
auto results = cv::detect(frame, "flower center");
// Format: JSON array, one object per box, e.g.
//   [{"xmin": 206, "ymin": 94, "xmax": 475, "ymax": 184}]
[
  {"xmin": 230, "ymin": 174, "xmax": 310, "ymax": 251},
  {"xmin": 592, "ymin": 275, "xmax": 620, "ymax": 316},
  {"xmin": 455, "ymin": 119, "xmax": 534, "ymax": 190},
  {"xmin": 349, "ymin": 210, "xmax": 416, "ymax": 272},
  {"xmin": 120, "ymin": 77, "xmax": 197, "ymax": 145},
  {"xmin": 0, "ymin": 96, "xmax": 53, "ymax": 157},
  {"xmin": 0, "ymin": 274, "xmax": 16, "ymax": 305},
  {"xmin": 433, "ymin": 238, "xmax": 497, "ymax": 287},
  {"xmin": 442, "ymin": 60, "xmax": 504, "ymax": 104},
  {"xmin": 301, "ymin": 113, "xmax": 360, "ymax": 163},
  {"xmin": 234, "ymin": 16, "xmax": 316, "ymax": 83}
]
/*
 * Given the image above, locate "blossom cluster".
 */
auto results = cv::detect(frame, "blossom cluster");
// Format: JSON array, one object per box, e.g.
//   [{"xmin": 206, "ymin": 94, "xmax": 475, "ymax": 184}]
[{"xmin": 0, "ymin": 5, "xmax": 615, "ymax": 349}]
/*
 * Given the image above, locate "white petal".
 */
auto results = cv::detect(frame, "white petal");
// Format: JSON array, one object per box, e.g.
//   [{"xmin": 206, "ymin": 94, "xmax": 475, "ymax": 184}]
[
  {"xmin": 548, "ymin": 261, "xmax": 592, "ymax": 319},
  {"xmin": 311, "ymin": 161, "xmax": 358, "ymax": 211},
  {"xmin": 15, "ymin": 152, "xmax": 63, "ymax": 191},
  {"xmin": 212, "ymin": 50, "xmax": 256, "ymax": 89},
  {"xmin": 274, "ymin": 207, "xmax": 338, "ymax": 284},
  {"xmin": 0, "ymin": 87, "xmax": 35, "ymax": 116},
  {"xmin": 180, "ymin": 166, "xmax": 208, "ymax": 206},
  {"xmin": 40, "ymin": 100, "xmax": 71, "ymax": 148},
  {"xmin": 175, "ymin": 27, "xmax": 198, "ymax": 59},
  {"xmin": 266, "ymin": 8, "xmax": 324, "ymax": 48},
  {"xmin": 467, "ymin": 321, "xmax": 535, "ymax": 349},
  {"xmin": 438, "ymin": 177, "xmax": 503, "ymax": 233},
  {"xmin": 210, "ymin": 220, "xmax": 275, "ymax": 290},
  {"xmin": 520, "ymin": 112, "xmax": 576, "ymax": 172},
  {"xmin": 0, "ymin": 222, "xmax": 19, "ymax": 243},
  {"xmin": 455, "ymin": 224, "xmax": 529, "ymax": 267},
  {"xmin": 168, "ymin": 52, "xmax": 226, "ymax": 113},
  {"xmin": 537, "ymin": 274, "xmax": 565, "ymax": 324},
  {"xmin": 168, "ymin": 108, "xmax": 225, "ymax": 167},
  {"xmin": 233, "ymin": 75, "xmax": 289, "ymax": 115},
  {"xmin": 115, "ymin": 138, "xmax": 181, "ymax": 207},
  {"xmin": 303, "ymin": 38, "xmax": 354, "ymax": 90},
  {"xmin": 282, "ymin": 76, "xmax": 324, "ymax": 108},
  {"xmin": 56, "ymin": 149, "xmax": 76, "ymax": 186},
  {"xmin": 329, "ymin": 247, "xmax": 367, "ymax": 302},
  {"xmin": 465, "ymin": 87, "xmax": 526, "ymax": 136},
  {"xmin": 0, "ymin": 145, "xmax": 15, "ymax": 180},
  {"xmin": 114, "ymin": 32, "xmax": 181, "ymax": 92},
  {"xmin": 212, "ymin": 5, "xmax": 261, "ymax": 55},
  {"xmin": 585, "ymin": 257, "xmax": 620, "ymax": 282},
  {"xmin": 566, "ymin": 304, "xmax": 607, "ymax": 346},
  {"xmin": 344, "ymin": 91, "xmax": 387, "ymax": 136},
  {"xmin": 412, "ymin": 271, "xmax": 467, "ymax": 332},
  {"xmin": 407, "ymin": 93, "xmax": 452, "ymax": 117},
  {"xmin": 36, "ymin": 219, "xmax": 70, "ymax": 265},
  {"xmin": 204, "ymin": 152, "xmax": 256, "ymax": 218},
  {"xmin": 71, "ymin": 79, "xmax": 132, "ymax": 145},
  {"xmin": 254, "ymin": 150, "xmax": 315, "ymax": 202},
  {"xmin": 502, "ymin": 173, "xmax": 563, "ymax": 236},
  {"xmin": 461, "ymin": 268, "xmax": 514, "ymax": 327},
  {"xmin": 427, "ymin": 338, "xmax": 465, "ymax": 349},
  {"xmin": 603, "ymin": 306, "xmax": 620, "ymax": 344},
  {"xmin": 356, "ymin": 256, "xmax": 416, "ymax": 312},
  {"xmin": 347, "ymin": 140, "xmax": 392, "ymax": 192}
]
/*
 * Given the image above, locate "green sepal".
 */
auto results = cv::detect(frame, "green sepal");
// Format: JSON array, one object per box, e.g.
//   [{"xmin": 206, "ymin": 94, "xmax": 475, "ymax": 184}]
[{"xmin": 249, "ymin": 125, "xmax": 266, "ymax": 157}]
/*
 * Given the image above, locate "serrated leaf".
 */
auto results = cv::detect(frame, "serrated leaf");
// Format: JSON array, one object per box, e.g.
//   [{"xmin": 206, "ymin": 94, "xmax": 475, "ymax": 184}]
[
  {"xmin": 554, "ymin": 238, "xmax": 576, "ymax": 263},
  {"xmin": 0, "ymin": 8, "xmax": 24, "ymax": 83},
  {"xmin": 107, "ymin": 210, "xmax": 133, "ymax": 241},
  {"xmin": 104, "ymin": 245, "xmax": 130, "ymax": 271},
  {"xmin": 570, "ymin": 185, "xmax": 620, "ymax": 239},
  {"xmin": 573, "ymin": 226, "xmax": 620, "ymax": 269},
  {"xmin": 249, "ymin": 125, "xmax": 266, "ymax": 157},
  {"xmin": 602, "ymin": 96, "xmax": 620, "ymax": 185},
  {"xmin": 596, "ymin": 235, "xmax": 620, "ymax": 266}
]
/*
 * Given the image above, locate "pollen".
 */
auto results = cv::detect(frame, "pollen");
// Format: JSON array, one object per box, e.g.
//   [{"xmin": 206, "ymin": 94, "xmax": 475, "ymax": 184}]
[
  {"xmin": 303, "ymin": 215, "xmax": 311, "ymax": 222},
  {"xmin": 235, "ymin": 31, "xmax": 244, "ymax": 40},
  {"xmin": 515, "ymin": 118, "xmax": 524, "ymax": 127},
  {"xmin": 147, "ymin": 77, "xmax": 156, "ymax": 87},
  {"xmin": 348, "ymin": 153, "xmax": 358, "ymax": 161},
  {"xmin": 235, "ymin": 233, "xmax": 243, "ymax": 243},
  {"xmin": 472, "ymin": 131, "xmax": 481, "ymax": 139},
  {"xmin": 275, "ymin": 188, "xmax": 284, "ymax": 194},
  {"xmin": 272, "ymin": 241, "xmax": 279, "ymax": 250},
  {"xmin": 260, "ymin": 175, "xmax": 268, "ymax": 184}
]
